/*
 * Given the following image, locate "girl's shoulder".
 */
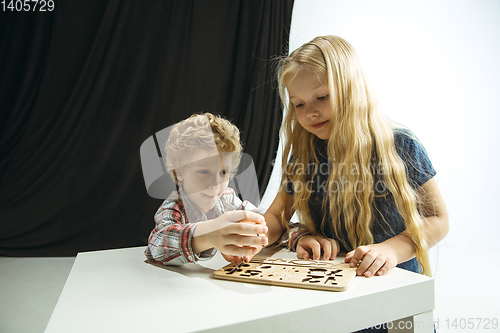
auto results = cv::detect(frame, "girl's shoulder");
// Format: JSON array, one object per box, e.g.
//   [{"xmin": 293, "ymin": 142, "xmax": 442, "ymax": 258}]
[
  {"xmin": 393, "ymin": 128, "xmax": 418, "ymax": 146},
  {"xmin": 392, "ymin": 128, "xmax": 428, "ymax": 158},
  {"xmin": 392, "ymin": 128, "xmax": 436, "ymax": 188}
]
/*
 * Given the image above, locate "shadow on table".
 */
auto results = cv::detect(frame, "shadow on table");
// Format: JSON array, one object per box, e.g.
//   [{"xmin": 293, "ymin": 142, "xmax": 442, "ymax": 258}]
[{"xmin": 144, "ymin": 258, "xmax": 275, "ymax": 295}]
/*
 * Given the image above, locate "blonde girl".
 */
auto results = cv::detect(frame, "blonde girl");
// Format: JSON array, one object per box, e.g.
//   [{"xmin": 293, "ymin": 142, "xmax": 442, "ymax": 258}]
[{"xmin": 264, "ymin": 36, "xmax": 448, "ymax": 277}]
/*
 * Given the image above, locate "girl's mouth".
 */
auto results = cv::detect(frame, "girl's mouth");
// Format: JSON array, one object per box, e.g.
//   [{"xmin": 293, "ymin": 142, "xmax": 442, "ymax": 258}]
[{"xmin": 312, "ymin": 120, "xmax": 328, "ymax": 129}]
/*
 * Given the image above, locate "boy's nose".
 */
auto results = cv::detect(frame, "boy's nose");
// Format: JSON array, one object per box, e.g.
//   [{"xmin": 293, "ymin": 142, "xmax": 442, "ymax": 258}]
[
  {"xmin": 208, "ymin": 183, "xmax": 219, "ymax": 190},
  {"xmin": 208, "ymin": 174, "xmax": 223, "ymax": 189}
]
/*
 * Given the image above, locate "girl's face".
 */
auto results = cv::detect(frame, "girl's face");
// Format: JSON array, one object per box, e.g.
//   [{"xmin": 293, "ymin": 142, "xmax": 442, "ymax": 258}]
[
  {"xmin": 286, "ymin": 69, "xmax": 333, "ymax": 140},
  {"xmin": 176, "ymin": 148, "xmax": 232, "ymax": 214}
]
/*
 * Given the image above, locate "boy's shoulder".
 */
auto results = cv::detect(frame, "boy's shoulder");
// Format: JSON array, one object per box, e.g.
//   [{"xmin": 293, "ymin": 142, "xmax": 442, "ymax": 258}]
[
  {"xmin": 220, "ymin": 187, "xmax": 236, "ymax": 197},
  {"xmin": 155, "ymin": 191, "xmax": 185, "ymax": 215},
  {"xmin": 219, "ymin": 187, "xmax": 239, "ymax": 207}
]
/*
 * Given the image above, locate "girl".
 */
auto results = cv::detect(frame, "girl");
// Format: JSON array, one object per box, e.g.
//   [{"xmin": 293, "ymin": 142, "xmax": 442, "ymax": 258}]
[{"xmin": 264, "ymin": 35, "xmax": 448, "ymax": 279}]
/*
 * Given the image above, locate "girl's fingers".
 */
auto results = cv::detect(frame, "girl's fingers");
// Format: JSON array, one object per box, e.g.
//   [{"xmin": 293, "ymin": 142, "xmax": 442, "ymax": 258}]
[
  {"xmin": 348, "ymin": 246, "xmax": 368, "ymax": 268},
  {"xmin": 318, "ymin": 238, "xmax": 332, "ymax": 260},
  {"xmin": 296, "ymin": 244, "xmax": 310, "ymax": 260},
  {"xmin": 358, "ymin": 255, "xmax": 385, "ymax": 277},
  {"xmin": 376, "ymin": 257, "xmax": 396, "ymax": 276},
  {"xmin": 308, "ymin": 239, "xmax": 322, "ymax": 260},
  {"xmin": 330, "ymin": 239, "xmax": 340, "ymax": 260},
  {"xmin": 344, "ymin": 245, "xmax": 398, "ymax": 277}
]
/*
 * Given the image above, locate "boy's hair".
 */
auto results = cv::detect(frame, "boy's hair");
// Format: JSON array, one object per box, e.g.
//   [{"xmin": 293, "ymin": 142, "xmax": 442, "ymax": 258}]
[
  {"xmin": 165, "ymin": 113, "xmax": 242, "ymax": 184},
  {"xmin": 277, "ymin": 35, "xmax": 431, "ymax": 276}
]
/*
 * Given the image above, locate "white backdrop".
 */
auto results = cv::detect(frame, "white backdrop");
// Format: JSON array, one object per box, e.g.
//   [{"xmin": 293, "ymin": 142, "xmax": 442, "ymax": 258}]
[{"xmin": 261, "ymin": 0, "xmax": 500, "ymax": 330}]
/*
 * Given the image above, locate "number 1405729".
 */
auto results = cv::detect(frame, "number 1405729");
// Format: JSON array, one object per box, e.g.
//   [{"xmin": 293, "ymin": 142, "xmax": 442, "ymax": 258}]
[{"xmin": 1, "ymin": 0, "xmax": 54, "ymax": 12}]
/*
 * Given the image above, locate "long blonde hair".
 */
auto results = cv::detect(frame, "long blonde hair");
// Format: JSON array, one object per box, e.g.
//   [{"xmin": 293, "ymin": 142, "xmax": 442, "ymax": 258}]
[{"xmin": 277, "ymin": 36, "xmax": 431, "ymax": 275}]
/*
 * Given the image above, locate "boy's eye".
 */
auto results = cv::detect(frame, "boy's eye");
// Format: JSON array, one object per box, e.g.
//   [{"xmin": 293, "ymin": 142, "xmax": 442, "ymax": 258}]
[{"xmin": 198, "ymin": 170, "xmax": 210, "ymax": 175}]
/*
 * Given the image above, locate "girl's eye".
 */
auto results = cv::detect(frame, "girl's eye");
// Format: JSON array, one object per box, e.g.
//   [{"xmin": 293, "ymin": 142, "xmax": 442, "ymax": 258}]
[
  {"xmin": 295, "ymin": 103, "xmax": 304, "ymax": 108},
  {"xmin": 221, "ymin": 170, "xmax": 229, "ymax": 176},
  {"xmin": 198, "ymin": 170, "xmax": 209, "ymax": 175},
  {"xmin": 317, "ymin": 94, "xmax": 329, "ymax": 101}
]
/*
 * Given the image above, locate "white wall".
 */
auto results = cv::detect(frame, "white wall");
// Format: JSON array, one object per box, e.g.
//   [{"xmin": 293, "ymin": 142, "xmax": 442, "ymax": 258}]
[{"xmin": 262, "ymin": 0, "xmax": 500, "ymax": 328}]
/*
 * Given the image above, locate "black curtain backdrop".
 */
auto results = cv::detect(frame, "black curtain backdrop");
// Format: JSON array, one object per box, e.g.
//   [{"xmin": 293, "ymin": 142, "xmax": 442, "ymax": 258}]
[{"xmin": 0, "ymin": 1, "xmax": 294, "ymax": 256}]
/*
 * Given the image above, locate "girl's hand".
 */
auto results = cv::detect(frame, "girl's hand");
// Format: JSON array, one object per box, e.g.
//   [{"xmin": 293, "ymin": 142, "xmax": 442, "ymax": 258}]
[
  {"xmin": 345, "ymin": 243, "xmax": 398, "ymax": 278},
  {"xmin": 296, "ymin": 235, "xmax": 339, "ymax": 261}
]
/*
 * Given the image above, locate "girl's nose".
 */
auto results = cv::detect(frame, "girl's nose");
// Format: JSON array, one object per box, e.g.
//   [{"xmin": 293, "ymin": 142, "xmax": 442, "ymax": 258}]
[{"xmin": 306, "ymin": 103, "xmax": 320, "ymax": 117}]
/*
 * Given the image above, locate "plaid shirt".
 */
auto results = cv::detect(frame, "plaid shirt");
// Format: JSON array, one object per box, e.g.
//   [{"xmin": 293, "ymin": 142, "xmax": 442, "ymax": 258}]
[{"xmin": 145, "ymin": 187, "xmax": 265, "ymax": 265}]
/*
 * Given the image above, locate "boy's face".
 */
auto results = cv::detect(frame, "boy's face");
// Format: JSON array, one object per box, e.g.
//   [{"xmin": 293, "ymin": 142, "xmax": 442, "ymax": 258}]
[{"xmin": 176, "ymin": 148, "xmax": 233, "ymax": 214}]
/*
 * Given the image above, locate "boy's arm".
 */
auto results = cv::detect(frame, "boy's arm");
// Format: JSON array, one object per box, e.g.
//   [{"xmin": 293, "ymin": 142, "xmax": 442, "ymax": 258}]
[
  {"xmin": 191, "ymin": 210, "xmax": 267, "ymax": 255},
  {"xmin": 145, "ymin": 201, "xmax": 215, "ymax": 266}
]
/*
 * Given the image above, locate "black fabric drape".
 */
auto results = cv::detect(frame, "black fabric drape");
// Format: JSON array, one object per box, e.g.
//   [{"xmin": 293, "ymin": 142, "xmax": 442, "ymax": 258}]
[{"xmin": 0, "ymin": 0, "xmax": 293, "ymax": 256}]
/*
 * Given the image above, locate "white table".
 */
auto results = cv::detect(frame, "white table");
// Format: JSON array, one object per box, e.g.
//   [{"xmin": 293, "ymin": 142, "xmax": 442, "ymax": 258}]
[{"xmin": 45, "ymin": 246, "xmax": 434, "ymax": 332}]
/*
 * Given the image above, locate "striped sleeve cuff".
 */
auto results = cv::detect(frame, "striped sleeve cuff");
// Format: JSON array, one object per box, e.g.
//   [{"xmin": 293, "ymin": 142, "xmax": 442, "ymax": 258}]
[
  {"xmin": 181, "ymin": 222, "xmax": 217, "ymax": 263},
  {"xmin": 289, "ymin": 227, "xmax": 311, "ymax": 252},
  {"xmin": 179, "ymin": 223, "xmax": 199, "ymax": 263}
]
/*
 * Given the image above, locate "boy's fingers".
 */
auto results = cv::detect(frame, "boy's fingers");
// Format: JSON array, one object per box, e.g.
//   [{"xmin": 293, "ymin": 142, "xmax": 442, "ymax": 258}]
[
  {"xmin": 233, "ymin": 256, "xmax": 243, "ymax": 265},
  {"xmin": 224, "ymin": 210, "xmax": 265, "ymax": 224},
  {"xmin": 228, "ymin": 222, "xmax": 268, "ymax": 235},
  {"xmin": 224, "ymin": 234, "xmax": 267, "ymax": 247},
  {"xmin": 221, "ymin": 245, "xmax": 258, "ymax": 257},
  {"xmin": 221, "ymin": 253, "xmax": 234, "ymax": 263}
]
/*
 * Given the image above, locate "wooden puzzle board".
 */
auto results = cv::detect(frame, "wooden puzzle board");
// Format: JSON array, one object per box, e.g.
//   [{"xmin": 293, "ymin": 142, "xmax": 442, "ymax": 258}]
[{"xmin": 213, "ymin": 257, "xmax": 357, "ymax": 292}]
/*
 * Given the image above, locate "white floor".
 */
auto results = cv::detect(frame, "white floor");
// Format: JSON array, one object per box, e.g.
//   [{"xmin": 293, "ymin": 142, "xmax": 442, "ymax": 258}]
[
  {"xmin": 0, "ymin": 257, "xmax": 75, "ymax": 333},
  {"xmin": 1, "ymin": 242, "xmax": 498, "ymax": 333}
]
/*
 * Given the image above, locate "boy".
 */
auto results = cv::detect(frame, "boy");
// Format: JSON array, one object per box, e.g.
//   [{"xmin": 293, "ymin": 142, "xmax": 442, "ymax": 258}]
[{"xmin": 145, "ymin": 113, "xmax": 267, "ymax": 265}]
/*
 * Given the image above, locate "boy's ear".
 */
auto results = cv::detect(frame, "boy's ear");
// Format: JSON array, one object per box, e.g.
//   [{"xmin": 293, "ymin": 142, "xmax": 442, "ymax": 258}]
[{"xmin": 174, "ymin": 169, "xmax": 183, "ymax": 182}]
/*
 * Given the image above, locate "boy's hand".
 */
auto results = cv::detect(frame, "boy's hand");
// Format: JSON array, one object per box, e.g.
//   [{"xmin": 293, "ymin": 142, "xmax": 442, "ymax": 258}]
[
  {"xmin": 193, "ymin": 210, "xmax": 268, "ymax": 257},
  {"xmin": 296, "ymin": 235, "xmax": 339, "ymax": 261},
  {"xmin": 221, "ymin": 245, "xmax": 264, "ymax": 265},
  {"xmin": 344, "ymin": 243, "xmax": 398, "ymax": 278}
]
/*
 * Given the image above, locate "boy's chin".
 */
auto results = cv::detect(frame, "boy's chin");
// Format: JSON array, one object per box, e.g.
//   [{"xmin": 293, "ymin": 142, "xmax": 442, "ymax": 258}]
[{"xmin": 193, "ymin": 194, "xmax": 220, "ymax": 213}]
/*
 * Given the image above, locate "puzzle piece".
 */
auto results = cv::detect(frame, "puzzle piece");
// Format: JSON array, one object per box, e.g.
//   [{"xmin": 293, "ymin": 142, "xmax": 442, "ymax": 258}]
[{"xmin": 213, "ymin": 257, "xmax": 357, "ymax": 292}]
